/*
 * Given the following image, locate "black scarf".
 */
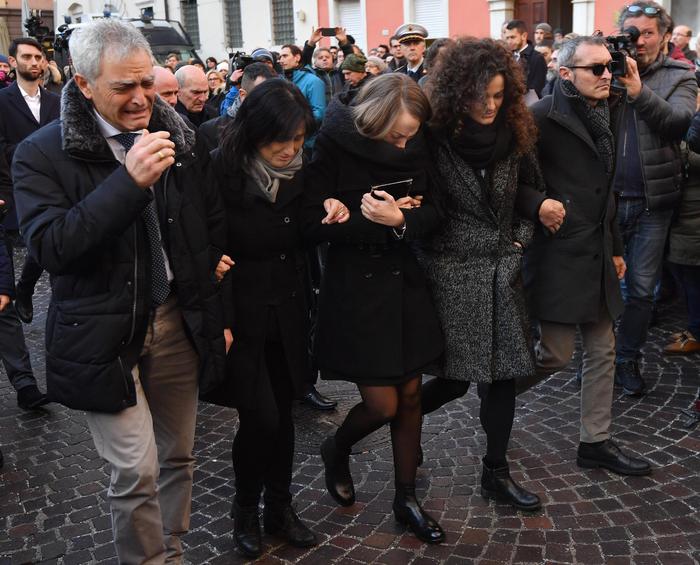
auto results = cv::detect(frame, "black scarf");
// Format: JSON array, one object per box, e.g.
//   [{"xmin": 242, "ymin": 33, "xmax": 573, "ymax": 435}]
[
  {"xmin": 560, "ymin": 79, "xmax": 615, "ymax": 176},
  {"xmin": 450, "ymin": 116, "xmax": 512, "ymax": 170}
]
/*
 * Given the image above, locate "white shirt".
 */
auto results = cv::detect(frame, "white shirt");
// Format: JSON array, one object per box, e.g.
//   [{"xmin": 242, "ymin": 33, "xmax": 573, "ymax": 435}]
[
  {"xmin": 18, "ymin": 83, "xmax": 41, "ymax": 123},
  {"xmin": 407, "ymin": 59, "xmax": 424, "ymax": 73},
  {"xmin": 93, "ymin": 110, "xmax": 174, "ymax": 283},
  {"xmin": 513, "ymin": 45, "xmax": 528, "ymax": 62}
]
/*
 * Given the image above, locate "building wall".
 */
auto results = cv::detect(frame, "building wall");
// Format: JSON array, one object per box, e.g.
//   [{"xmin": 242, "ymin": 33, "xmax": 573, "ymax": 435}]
[{"xmin": 449, "ymin": 0, "xmax": 490, "ymax": 37}]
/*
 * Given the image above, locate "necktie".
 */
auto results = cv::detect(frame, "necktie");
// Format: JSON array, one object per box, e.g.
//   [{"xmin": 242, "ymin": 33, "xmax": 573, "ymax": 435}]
[{"xmin": 113, "ymin": 132, "xmax": 171, "ymax": 305}]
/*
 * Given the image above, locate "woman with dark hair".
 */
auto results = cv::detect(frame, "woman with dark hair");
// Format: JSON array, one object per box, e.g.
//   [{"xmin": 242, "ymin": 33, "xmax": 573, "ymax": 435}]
[
  {"xmin": 303, "ymin": 73, "xmax": 445, "ymax": 544},
  {"xmin": 206, "ymin": 56, "xmax": 218, "ymax": 70},
  {"xmin": 209, "ymin": 78, "xmax": 349, "ymax": 558},
  {"xmin": 419, "ymin": 37, "xmax": 542, "ymax": 510}
]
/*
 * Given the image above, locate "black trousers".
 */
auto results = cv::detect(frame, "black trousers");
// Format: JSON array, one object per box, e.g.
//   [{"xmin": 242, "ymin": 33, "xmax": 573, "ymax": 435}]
[
  {"xmin": 422, "ymin": 378, "xmax": 516, "ymax": 468},
  {"xmin": 232, "ymin": 339, "xmax": 295, "ymax": 509},
  {"xmin": 1, "ymin": 238, "xmax": 37, "ymax": 391}
]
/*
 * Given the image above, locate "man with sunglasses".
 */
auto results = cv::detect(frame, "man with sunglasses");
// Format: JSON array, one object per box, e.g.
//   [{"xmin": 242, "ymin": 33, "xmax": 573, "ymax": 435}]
[
  {"xmin": 519, "ymin": 36, "xmax": 651, "ymax": 477},
  {"xmin": 612, "ymin": 1, "xmax": 697, "ymax": 396}
]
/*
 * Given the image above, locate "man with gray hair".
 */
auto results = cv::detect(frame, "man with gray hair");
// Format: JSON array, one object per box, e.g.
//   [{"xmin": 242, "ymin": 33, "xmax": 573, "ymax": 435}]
[
  {"xmin": 11, "ymin": 19, "xmax": 230, "ymax": 563},
  {"xmin": 518, "ymin": 35, "xmax": 651, "ymax": 476},
  {"xmin": 174, "ymin": 64, "xmax": 216, "ymax": 126}
]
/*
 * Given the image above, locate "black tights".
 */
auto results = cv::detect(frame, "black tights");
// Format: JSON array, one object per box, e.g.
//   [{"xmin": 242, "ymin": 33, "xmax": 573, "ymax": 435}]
[
  {"xmin": 334, "ymin": 376, "xmax": 422, "ymax": 486},
  {"xmin": 421, "ymin": 378, "xmax": 516, "ymax": 468},
  {"xmin": 232, "ymin": 340, "xmax": 294, "ymax": 508}
]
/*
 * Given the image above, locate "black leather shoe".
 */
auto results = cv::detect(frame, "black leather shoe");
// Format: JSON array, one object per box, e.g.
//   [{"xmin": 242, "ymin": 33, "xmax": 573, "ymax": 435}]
[
  {"xmin": 577, "ymin": 439, "xmax": 651, "ymax": 476},
  {"xmin": 230, "ymin": 501, "xmax": 262, "ymax": 558},
  {"xmin": 264, "ymin": 504, "xmax": 318, "ymax": 548},
  {"xmin": 393, "ymin": 483, "xmax": 445, "ymax": 544},
  {"xmin": 14, "ymin": 290, "xmax": 33, "ymax": 324},
  {"xmin": 481, "ymin": 460, "xmax": 541, "ymax": 511},
  {"xmin": 320, "ymin": 436, "xmax": 355, "ymax": 506},
  {"xmin": 17, "ymin": 385, "xmax": 50, "ymax": 410},
  {"xmin": 614, "ymin": 360, "xmax": 646, "ymax": 397},
  {"xmin": 302, "ymin": 386, "xmax": 337, "ymax": 410}
]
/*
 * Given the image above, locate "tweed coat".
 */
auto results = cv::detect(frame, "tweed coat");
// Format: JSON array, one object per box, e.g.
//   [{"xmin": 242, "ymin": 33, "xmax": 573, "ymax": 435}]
[{"xmin": 419, "ymin": 135, "xmax": 539, "ymax": 384}]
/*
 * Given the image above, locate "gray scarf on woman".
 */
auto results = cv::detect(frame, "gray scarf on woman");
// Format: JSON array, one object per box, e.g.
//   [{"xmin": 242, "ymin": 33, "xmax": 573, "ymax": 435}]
[{"xmin": 242, "ymin": 149, "xmax": 303, "ymax": 203}]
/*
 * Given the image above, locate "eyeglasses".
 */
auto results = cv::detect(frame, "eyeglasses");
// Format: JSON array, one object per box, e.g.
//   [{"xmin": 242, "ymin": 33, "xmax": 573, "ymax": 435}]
[
  {"xmin": 624, "ymin": 4, "xmax": 660, "ymax": 17},
  {"xmin": 567, "ymin": 62, "xmax": 613, "ymax": 76}
]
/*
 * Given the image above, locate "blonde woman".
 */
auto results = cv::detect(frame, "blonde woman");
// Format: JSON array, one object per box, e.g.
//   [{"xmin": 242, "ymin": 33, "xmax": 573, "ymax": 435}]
[{"xmin": 303, "ymin": 74, "xmax": 445, "ymax": 544}]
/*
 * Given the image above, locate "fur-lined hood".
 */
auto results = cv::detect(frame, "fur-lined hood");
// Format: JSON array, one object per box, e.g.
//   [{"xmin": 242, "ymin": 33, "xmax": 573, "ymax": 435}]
[{"xmin": 60, "ymin": 78, "xmax": 196, "ymax": 158}]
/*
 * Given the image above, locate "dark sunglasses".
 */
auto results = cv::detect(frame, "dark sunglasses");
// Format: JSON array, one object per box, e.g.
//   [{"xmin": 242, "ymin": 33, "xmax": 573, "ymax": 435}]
[
  {"xmin": 568, "ymin": 62, "xmax": 613, "ymax": 76},
  {"xmin": 624, "ymin": 4, "xmax": 660, "ymax": 17}
]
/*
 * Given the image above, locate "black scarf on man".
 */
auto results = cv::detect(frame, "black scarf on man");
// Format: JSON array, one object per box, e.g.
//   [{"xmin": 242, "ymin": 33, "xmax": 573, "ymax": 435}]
[{"xmin": 559, "ymin": 79, "xmax": 615, "ymax": 177}]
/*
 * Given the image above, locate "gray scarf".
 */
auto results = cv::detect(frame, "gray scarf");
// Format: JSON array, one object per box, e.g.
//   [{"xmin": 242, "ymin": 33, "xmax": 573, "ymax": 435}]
[
  {"xmin": 243, "ymin": 149, "xmax": 303, "ymax": 203},
  {"xmin": 560, "ymin": 79, "xmax": 615, "ymax": 177}
]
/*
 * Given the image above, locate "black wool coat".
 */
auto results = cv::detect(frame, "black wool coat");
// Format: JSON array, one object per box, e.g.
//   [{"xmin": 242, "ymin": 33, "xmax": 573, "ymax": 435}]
[
  {"xmin": 521, "ymin": 83, "xmax": 625, "ymax": 324},
  {"xmin": 12, "ymin": 80, "xmax": 228, "ymax": 413},
  {"xmin": 302, "ymin": 98, "xmax": 443, "ymax": 384},
  {"xmin": 202, "ymin": 153, "xmax": 312, "ymax": 408}
]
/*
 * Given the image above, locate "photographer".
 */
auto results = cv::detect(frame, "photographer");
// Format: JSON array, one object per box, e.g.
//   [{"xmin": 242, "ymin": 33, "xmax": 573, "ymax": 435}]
[
  {"xmin": 302, "ymin": 27, "xmax": 353, "ymax": 104},
  {"xmin": 611, "ymin": 1, "xmax": 697, "ymax": 396}
]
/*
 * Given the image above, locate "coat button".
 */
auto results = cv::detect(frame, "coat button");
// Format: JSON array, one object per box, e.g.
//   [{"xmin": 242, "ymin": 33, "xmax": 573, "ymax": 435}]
[
  {"xmin": 175, "ymin": 162, "xmax": 182, "ymax": 167},
  {"xmin": 392, "ymin": 269, "xmax": 401, "ymax": 276},
  {"xmin": 283, "ymin": 216, "xmax": 291, "ymax": 224},
  {"xmin": 280, "ymin": 253, "xmax": 286, "ymax": 260},
  {"xmin": 364, "ymin": 272, "xmax": 373, "ymax": 279},
  {"xmin": 167, "ymin": 218, "xmax": 174, "ymax": 223},
  {"xmin": 291, "ymin": 291, "xmax": 297, "ymax": 298},
  {"xmin": 126, "ymin": 281, "xmax": 133, "ymax": 287}
]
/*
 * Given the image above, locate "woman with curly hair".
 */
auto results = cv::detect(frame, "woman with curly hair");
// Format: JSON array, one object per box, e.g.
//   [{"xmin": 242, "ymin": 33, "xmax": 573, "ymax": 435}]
[{"xmin": 419, "ymin": 37, "xmax": 543, "ymax": 511}]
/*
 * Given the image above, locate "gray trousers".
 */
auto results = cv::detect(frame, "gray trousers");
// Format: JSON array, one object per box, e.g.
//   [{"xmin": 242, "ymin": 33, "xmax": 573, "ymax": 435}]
[
  {"xmin": 0, "ymin": 302, "xmax": 36, "ymax": 391},
  {"xmin": 85, "ymin": 296, "xmax": 199, "ymax": 565},
  {"xmin": 519, "ymin": 315, "xmax": 615, "ymax": 444}
]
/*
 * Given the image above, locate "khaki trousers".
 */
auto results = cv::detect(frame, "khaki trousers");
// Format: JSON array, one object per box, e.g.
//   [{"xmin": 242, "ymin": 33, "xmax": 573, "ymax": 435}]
[
  {"xmin": 85, "ymin": 296, "xmax": 199, "ymax": 564},
  {"xmin": 520, "ymin": 315, "xmax": 615, "ymax": 443}
]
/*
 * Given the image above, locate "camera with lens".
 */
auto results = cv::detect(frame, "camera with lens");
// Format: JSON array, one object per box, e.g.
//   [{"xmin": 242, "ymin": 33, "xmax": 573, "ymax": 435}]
[
  {"xmin": 24, "ymin": 12, "xmax": 51, "ymax": 42},
  {"xmin": 230, "ymin": 51, "xmax": 254, "ymax": 72},
  {"xmin": 53, "ymin": 23, "xmax": 74, "ymax": 54},
  {"xmin": 606, "ymin": 26, "xmax": 640, "ymax": 78}
]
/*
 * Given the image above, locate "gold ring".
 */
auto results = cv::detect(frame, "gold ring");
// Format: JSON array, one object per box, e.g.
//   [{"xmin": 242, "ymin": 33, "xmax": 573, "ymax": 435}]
[{"xmin": 157, "ymin": 151, "xmax": 165, "ymax": 160}]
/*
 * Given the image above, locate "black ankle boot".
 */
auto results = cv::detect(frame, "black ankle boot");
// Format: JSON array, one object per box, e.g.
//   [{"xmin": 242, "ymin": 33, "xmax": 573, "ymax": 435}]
[
  {"xmin": 231, "ymin": 501, "xmax": 262, "ymax": 558},
  {"xmin": 480, "ymin": 459, "xmax": 541, "ymax": 511},
  {"xmin": 320, "ymin": 436, "xmax": 355, "ymax": 506},
  {"xmin": 393, "ymin": 483, "xmax": 445, "ymax": 544},
  {"xmin": 264, "ymin": 504, "xmax": 318, "ymax": 548}
]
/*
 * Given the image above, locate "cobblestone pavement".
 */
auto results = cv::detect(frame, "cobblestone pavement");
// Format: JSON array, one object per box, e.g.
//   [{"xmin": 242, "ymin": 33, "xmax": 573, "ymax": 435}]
[{"xmin": 1, "ymin": 249, "xmax": 699, "ymax": 564}]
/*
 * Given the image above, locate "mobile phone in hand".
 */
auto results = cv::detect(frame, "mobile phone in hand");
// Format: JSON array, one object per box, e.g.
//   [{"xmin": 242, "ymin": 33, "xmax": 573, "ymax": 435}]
[{"xmin": 320, "ymin": 27, "xmax": 336, "ymax": 37}]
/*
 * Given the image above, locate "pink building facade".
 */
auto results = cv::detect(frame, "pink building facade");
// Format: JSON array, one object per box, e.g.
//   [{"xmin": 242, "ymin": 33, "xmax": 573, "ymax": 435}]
[{"xmin": 316, "ymin": 1, "xmax": 697, "ymax": 53}]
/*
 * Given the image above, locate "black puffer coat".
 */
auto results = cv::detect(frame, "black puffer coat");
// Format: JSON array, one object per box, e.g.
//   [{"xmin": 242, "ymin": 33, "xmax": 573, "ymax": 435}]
[
  {"xmin": 12, "ymin": 80, "xmax": 228, "ymax": 413},
  {"xmin": 303, "ymin": 98, "xmax": 443, "ymax": 385}
]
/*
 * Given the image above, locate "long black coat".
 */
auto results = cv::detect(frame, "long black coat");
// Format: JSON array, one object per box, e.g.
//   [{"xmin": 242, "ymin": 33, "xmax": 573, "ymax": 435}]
[
  {"xmin": 12, "ymin": 80, "xmax": 228, "ymax": 413},
  {"xmin": 522, "ymin": 83, "xmax": 625, "ymax": 324},
  {"xmin": 0, "ymin": 81, "xmax": 60, "ymax": 229},
  {"xmin": 302, "ymin": 98, "xmax": 443, "ymax": 384},
  {"xmin": 420, "ymin": 133, "xmax": 539, "ymax": 384},
  {"xmin": 202, "ymin": 154, "xmax": 312, "ymax": 408}
]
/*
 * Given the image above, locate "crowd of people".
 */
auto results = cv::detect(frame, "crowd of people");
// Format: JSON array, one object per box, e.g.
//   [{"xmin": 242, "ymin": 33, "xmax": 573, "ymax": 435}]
[{"xmin": 0, "ymin": 0, "xmax": 699, "ymax": 561}]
